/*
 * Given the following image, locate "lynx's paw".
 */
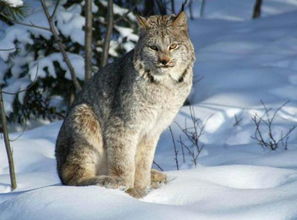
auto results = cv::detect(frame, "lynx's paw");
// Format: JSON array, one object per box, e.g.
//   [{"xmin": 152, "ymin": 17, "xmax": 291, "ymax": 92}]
[
  {"xmin": 151, "ymin": 169, "xmax": 167, "ymax": 189},
  {"xmin": 126, "ymin": 187, "xmax": 148, "ymax": 198},
  {"xmin": 93, "ymin": 176, "xmax": 128, "ymax": 190}
]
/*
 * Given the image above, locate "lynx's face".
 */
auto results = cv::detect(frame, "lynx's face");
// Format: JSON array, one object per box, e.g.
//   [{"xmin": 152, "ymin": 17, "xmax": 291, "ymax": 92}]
[
  {"xmin": 142, "ymin": 32, "xmax": 185, "ymax": 75},
  {"xmin": 134, "ymin": 12, "xmax": 195, "ymax": 79}
]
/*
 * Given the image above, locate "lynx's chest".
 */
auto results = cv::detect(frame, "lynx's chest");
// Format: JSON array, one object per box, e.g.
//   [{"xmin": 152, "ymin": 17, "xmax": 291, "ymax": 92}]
[
  {"xmin": 135, "ymin": 75, "xmax": 192, "ymax": 135},
  {"xmin": 145, "ymin": 74, "xmax": 191, "ymax": 106}
]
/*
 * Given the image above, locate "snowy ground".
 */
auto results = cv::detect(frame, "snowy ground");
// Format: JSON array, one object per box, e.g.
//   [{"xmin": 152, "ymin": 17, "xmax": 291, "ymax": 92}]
[{"xmin": 1, "ymin": 1, "xmax": 297, "ymax": 219}]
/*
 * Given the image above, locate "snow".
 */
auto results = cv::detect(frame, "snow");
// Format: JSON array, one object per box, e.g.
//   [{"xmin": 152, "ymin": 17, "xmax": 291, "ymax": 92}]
[
  {"xmin": 2, "ymin": 77, "xmax": 31, "ymax": 112},
  {"xmin": 3, "ymin": 0, "xmax": 23, "ymax": 8},
  {"xmin": 188, "ymin": 0, "xmax": 297, "ymax": 20},
  {"xmin": 57, "ymin": 4, "xmax": 85, "ymax": 45},
  {"xmin": 28, "ymin": 52, "xmax": 85, "ymax": 80},
  {"xmin": 1, "ymin": 1, "xmax": 297, "ymax": 219},
  {"xmin": 0, "ymin": 0, "xmax": 137, "ymax": 115}
]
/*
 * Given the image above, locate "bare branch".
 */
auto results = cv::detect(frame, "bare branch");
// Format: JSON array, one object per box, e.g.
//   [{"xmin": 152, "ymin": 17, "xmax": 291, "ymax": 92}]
[
  {"xmin": 114, "ymin": 7, "xmax": 135, "ymax": 24},
  {"xmin": 169, "ymin": 126, "xmax": 179, "ymax": 170},
  {"xmin": 174, "ymin": 106, "xmax": 209, "ymax": 167},
  {"xmin": 153, "ymin": 160, "xmax": 164, "ymax": 171},
  {"xmin": 0, "ymin": 48, "xmax": 16, "ymax": 51},
  {"xmin": 12, "ymin": 19, "xmax": 50, "ymax": 31},
  {"xmin": 51, "ymin": 0, "xmax": 61, "ymax": 18},
  {"xmin": 279, "ymin": 125, "xmax": 297, "ymax": 150},
  {"xmin": 179, "ymin": 136, "xmax": 186, "ymax": 163},
  {"xmin": 251, "ymin": 101, "xmax": 296, "ymax": 150},
  {"xmin": 178, "ymin": 138, "xmax": 196, "ymax": 166},
  {"xmin": 2, "ymin": 65, "xmax": 39, "ymax": 95},
  {"xmin": 1, "ymin": 13, "xmax": 50, "ymax": 31},
  {"xmin": 269, "ymin": 100, "xmax": 289, "ymax": 123},
  {"xmin": 40, "ymin": 0, "xmax": 81, "ymax": 92},
  {"xmin": 8, "ymin": 122, "xmax": 29, "ymax": 142},
  {"xmin": 251, "ymin": 114, "xmax": 266, "ymax": 149},
  {"xmin": 233, "ymin": 114, "xmax": 243, "ymax": 127}
]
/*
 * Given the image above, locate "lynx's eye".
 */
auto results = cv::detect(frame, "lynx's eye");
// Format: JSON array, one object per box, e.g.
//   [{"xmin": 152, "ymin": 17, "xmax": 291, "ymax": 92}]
[
  {"xmin": 149, "ymin": 45, "xmax": 158, "ymax": 51},
  {"xmin": 169, "ymin": 43, "xmax": 178, "ymax": 50}
]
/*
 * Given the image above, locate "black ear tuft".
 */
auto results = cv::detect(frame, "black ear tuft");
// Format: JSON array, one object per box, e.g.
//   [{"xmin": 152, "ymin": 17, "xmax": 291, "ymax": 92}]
[
  {"xmin": 136, "ymin": 15, "xmax": 149, "ymax": 29},
  {"xmin": 172, "ymin": 11, "xmax": 187, "ymax": 27}
]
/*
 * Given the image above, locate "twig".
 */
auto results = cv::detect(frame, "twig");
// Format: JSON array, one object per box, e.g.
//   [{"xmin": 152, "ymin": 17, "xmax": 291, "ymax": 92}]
[
  {"xmin": 0, "ymin": 48, "xmax": 16, "ymax": 51},
  {"xmin": 40, "ymin": 0, "xmax": 81, "ymax": 92},
  {"xmin": 251, "ymin": 101, "xmax": 296, "ymax": 150},
  {"xmin": 11, "ymin": 19, "xmax": 50, "ymax": 31},
  {"xmin": 2, "ymin": 65, "xmax": 39, "ymax": 95},
  {"xmin": 279, "ymin": 125, "xmax": 297, "ymax": 150},
  {"xmin": 178, "ymin": 138, "xmax": 196, "ymax": 166},
  {"xmin": 51, "ymin": 0, "xmax": 61, "ymax": 18},
  {"xmin": 100, "ymin": 0, "xmax": 114, "ymax": 68},
  {"xmin": 175, "ymin": 107, "xmax": 210, "ymax": 167},
  {"xmin": 179, "ymin": 136, "xmax": 186, "ymax": 163},
  {"xmin": 114, "ymin": 7, "xmax": 135, "ymax": 24},
  {"xmin": 8, "ymin": 121, "xmax": 30, "ymax": 142},
  {"xmin": 169, "ymin": 126, "xmax": 179, "ymax": 170},
  {"xmin": 0, "ymin": 88, "xmax": 17, "ymax": 190},
  {"xmin": 251, "ymin": 114, "xmax": 266, "ymax": 149},
  {"xmin": 1, "ymin": 14, "xmax": 50, "ymax": 31},
  {"xmin": 233, "ymin": 114, "xmax": 243, "ymax": 127},
  {"xmin": 153, "ymin": 160, "xmax": 164, "ymax": 171}
]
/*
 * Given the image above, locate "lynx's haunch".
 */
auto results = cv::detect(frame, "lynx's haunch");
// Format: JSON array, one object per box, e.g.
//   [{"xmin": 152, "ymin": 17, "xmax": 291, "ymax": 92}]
[{"xmin": 55, "ymin": 11, "xmax": 195, "ymax": 198}]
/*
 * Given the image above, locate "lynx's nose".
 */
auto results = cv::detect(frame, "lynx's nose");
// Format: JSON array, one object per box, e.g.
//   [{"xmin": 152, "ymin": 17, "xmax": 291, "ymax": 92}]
[{"xmin": 158, "ymin": 55, "xmax": 171, "ymax": 66}]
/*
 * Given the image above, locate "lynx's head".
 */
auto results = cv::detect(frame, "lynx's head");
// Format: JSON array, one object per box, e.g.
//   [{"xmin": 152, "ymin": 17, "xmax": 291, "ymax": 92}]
[{"xmin": 133, "ymin": 12, "xmax": 195, "ymax": 81}]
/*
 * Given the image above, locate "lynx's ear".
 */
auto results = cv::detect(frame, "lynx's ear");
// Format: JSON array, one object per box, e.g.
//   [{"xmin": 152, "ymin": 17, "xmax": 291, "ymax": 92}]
[
  {"xmin": 136, "ymin": 15, "xmax": 149, "ymax": 29},
  {"xmin": 172, "ymin": 11, "xmax": 187, "ymax": 27}
]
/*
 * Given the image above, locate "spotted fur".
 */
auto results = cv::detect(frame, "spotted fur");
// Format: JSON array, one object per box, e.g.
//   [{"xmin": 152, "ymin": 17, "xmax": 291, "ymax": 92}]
[{"xmin": 55, "ymin": 12, "xmax": 195, "ymax": 198}]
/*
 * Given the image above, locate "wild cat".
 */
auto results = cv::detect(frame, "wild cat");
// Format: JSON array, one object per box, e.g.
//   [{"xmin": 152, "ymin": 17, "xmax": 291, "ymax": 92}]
[{"xmin": 55, "ymin": 11, "xmax": 195, "ymax": 198}]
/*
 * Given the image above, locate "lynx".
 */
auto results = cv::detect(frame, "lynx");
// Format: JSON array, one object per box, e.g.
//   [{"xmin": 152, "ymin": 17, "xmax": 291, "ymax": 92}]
[{"xmin": 55, "ymin": 11, "xmax": 195, "ymax": 198}]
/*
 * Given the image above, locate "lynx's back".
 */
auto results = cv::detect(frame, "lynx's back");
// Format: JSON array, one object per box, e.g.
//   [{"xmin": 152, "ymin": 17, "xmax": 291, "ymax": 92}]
[{"xmin": 56, "ymin": 12, "xmax": 195, "ymax": 198}]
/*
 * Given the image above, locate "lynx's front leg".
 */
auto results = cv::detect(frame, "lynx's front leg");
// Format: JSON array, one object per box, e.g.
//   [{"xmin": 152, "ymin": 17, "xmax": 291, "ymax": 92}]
[
  {"xmin": 128, "ymin": 136, "xmax": 159, "ymax": 198},
  {"xmin": 104, "ymin": 119, "xmax": 139, "ymax": 190}
]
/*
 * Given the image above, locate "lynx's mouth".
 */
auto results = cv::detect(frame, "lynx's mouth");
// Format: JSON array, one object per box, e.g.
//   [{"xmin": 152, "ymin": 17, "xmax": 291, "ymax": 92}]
[{"xmin": 156, "ymin": 64, "xmax": 175, "ymax": 68}]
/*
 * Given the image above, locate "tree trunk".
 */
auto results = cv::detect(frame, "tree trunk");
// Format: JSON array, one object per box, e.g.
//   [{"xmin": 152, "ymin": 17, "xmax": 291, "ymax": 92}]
[
  {"xmin": 155, "ymin": 0, "xmax": 167, "ymax": 15},
  {"xmin": 84, "ymin": 0, "xmax": 93, "ymax": 80},
  {"xmin": 252, "ymin": 0, "xmax": 262, "ymax": 19},
  {"xmin": 171, "ymin": 0, "xmax": 175, "ymax": 14},
  {"xmin": 100, "ymin": 0, "xmax": 113, "ymax": 68},
  {"xmin": 143, "ymin": 0, "xmax": 153, "ymax": 16},
  {"xmin": 0, "ymin": 88, "xmax": 17, "ymax": 190},
  {"xmin": 200, "ymin": 0, "xmax": 206, "ymax": 18},
  {"xmin": 189, "ymin": 0, "xmax": 194, "ymax": 19}
]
